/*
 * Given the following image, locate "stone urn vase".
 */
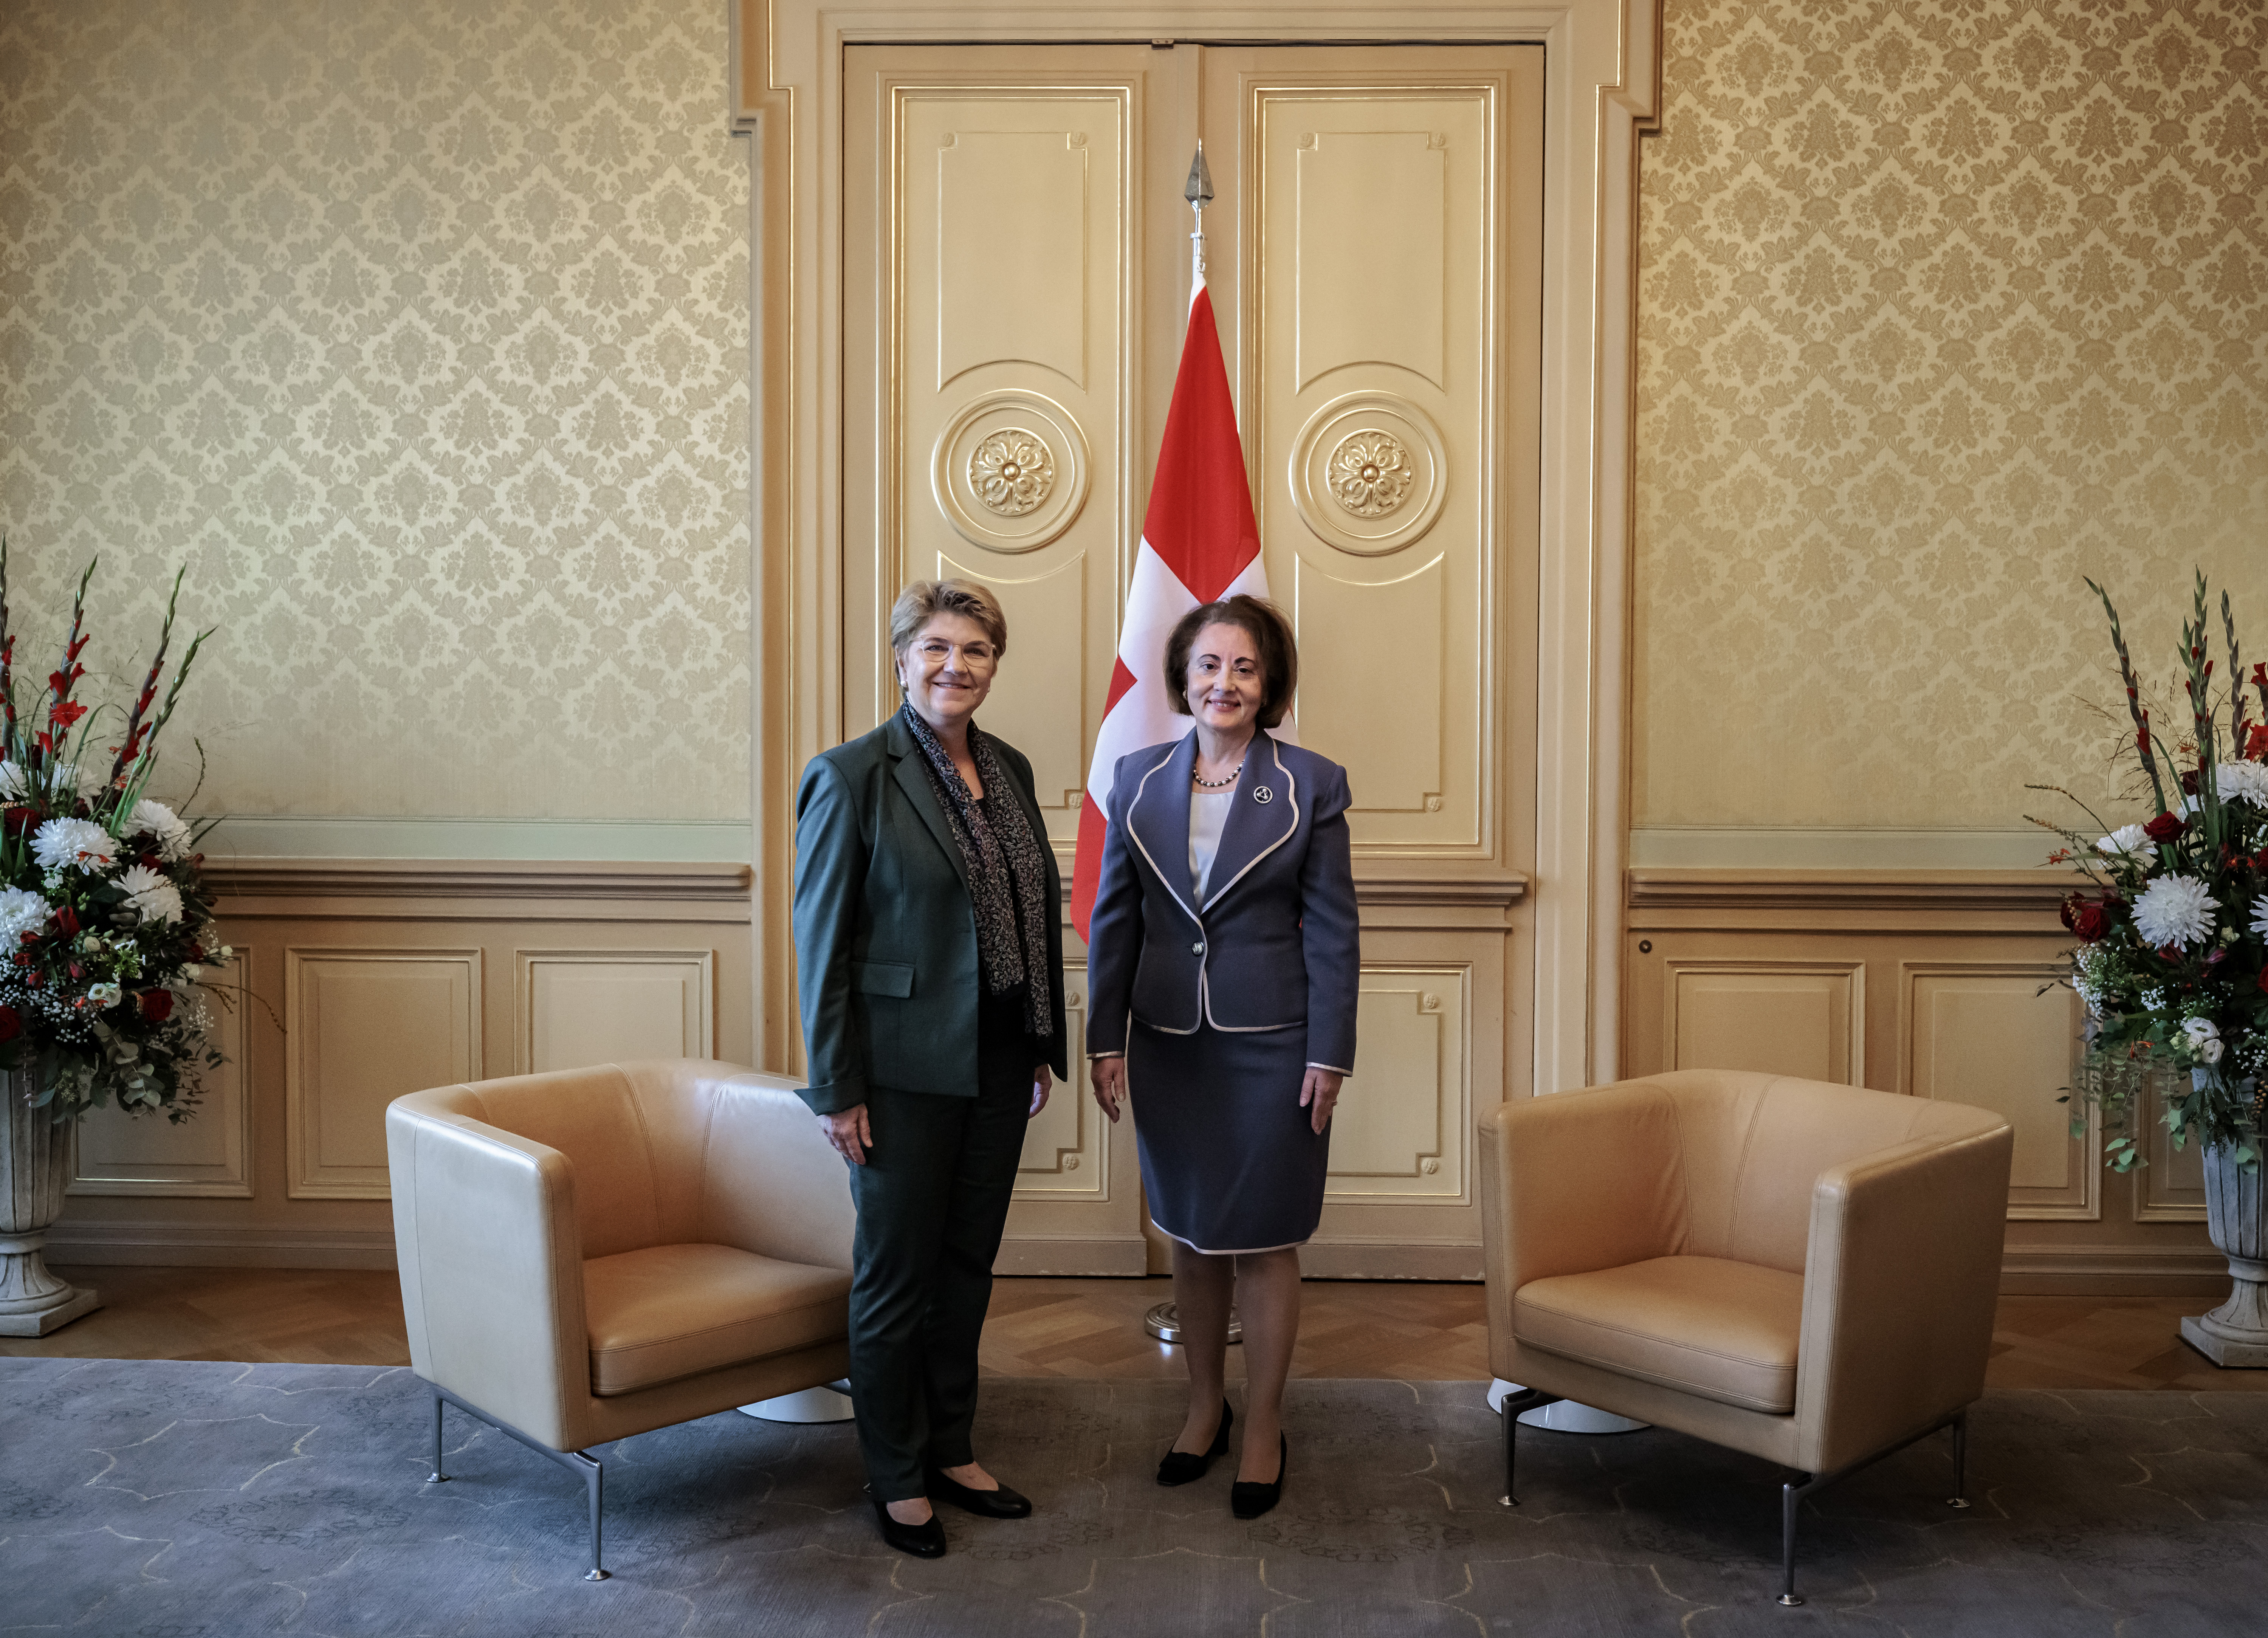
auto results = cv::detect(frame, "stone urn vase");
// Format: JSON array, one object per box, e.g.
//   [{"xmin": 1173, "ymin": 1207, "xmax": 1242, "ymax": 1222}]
[
  {"xmin": 2180, "ymin": 1069, "xmax": 2268, "ymax": 1369},
  {"xmin": 0, "ymin": 1072, "xmax": 101, "ymax": 1337}
]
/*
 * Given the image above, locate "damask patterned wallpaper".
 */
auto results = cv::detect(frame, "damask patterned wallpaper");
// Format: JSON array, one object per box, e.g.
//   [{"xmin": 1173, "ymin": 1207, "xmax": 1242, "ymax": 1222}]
[
  {"xmin": 1633, "ymin": 0, "xmax": 2265, "ymax": 838},
  {"xmin": 0, "ymin": 0, "xmax": 750, "ymax": 827}
]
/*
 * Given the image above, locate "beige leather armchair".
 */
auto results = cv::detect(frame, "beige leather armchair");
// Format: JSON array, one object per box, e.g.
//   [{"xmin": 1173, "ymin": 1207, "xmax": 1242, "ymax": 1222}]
[
  {"xmin": 387, "ymin": 1058, "xmax": 855, "ymax": 1579},
  {"xmin": 1479, "ymin": 1069, "xmax": 2013, "ymax": 1606}
]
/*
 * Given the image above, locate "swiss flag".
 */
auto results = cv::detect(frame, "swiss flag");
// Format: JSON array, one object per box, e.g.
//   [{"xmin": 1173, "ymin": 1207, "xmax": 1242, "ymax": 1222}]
[{"xmin": 1070, "ymin": 282, "xmax": 1279, "ymax": 941}]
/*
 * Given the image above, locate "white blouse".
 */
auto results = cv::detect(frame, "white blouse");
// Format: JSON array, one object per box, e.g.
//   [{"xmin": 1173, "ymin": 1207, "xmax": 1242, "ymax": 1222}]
[{"xmin": 1188, "ymin": 787, "xmax": 1234, "ymax": 900}]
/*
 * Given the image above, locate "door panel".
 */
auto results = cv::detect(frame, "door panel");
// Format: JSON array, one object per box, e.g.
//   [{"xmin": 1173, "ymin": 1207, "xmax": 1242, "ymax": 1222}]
[{"xmin": 844, "ymin": 43, "xmax": 1541, "ymax": 1276}]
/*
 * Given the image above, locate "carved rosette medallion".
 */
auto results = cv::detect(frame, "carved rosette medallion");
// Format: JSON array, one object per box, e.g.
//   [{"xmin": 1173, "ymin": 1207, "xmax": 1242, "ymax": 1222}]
[
  {"xmin": 968, "ymin": 429, "xmax": 1055, "ymax": 516},
  {"xmin": 930, "ymin": 389, "xmax": 1091, "ymax": 554},
  {"xmin": 1327, "ymin": 431, "xmax": 1413, "ymax": 518},
  {"xmin": 1287, "ymin": 392, "xmax": 1448, "ymax": 558}
]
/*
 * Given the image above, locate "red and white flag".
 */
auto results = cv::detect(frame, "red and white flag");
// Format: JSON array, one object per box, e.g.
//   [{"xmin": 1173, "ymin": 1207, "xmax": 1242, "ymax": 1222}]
[{"xmin": 1070, "ymin": 280, "xmax": 1278, "ymax": 941}]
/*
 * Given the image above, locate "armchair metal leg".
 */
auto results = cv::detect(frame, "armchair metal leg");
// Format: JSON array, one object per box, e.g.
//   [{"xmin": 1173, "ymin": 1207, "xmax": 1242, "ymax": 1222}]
[
  {"xmin": 1493, "ymin": 1388, "xmax": 1559, "ymax": 1507},
  {"xmin": 428, "ymin": 1391, "xmax": 449, "ymax": 1485},
  {"xmin": 1947, "ymin": 1410, "xmax": 1970, "ymax": 1509},
  {"xmin": 421, "ymin": 1384, "xmax": 611, "ymax": 1582},
  {"xmin": 1777, "ymin": 1478, "xmax": 1806, "ymax": 1607}
]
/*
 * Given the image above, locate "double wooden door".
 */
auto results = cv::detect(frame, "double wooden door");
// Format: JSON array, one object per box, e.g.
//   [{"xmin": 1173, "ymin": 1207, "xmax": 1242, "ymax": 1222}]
[{"xmin": 841, "ymin": 42, "xmax": 1543, "ymax": 1276}]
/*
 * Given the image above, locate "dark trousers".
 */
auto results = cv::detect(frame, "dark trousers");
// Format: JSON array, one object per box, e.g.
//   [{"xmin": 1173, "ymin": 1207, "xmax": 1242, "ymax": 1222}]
[{"xmin": 846, "ymin": 994, "xmax": 1036, "ymax": 1501}]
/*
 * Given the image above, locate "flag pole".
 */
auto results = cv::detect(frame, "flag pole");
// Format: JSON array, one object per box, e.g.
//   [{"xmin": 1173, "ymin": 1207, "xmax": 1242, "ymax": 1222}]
[{"xmin": 1143, "ymin": 139, "xmax": 1244, "ymax": 1353}]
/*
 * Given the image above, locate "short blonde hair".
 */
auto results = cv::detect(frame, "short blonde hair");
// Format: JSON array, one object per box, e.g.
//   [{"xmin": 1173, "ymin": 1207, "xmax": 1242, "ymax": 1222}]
[{"xmin": 889, "ymin": 579, "xmax": 1009, "ymax": 662}]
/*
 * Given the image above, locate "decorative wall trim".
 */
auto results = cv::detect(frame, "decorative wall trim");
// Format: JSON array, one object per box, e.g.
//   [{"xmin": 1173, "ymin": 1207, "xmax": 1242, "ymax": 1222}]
[
  {"xmin": 515, "ymin": 949, "xmax": 718, "ymax": 1076},
  {"xmin": 71, "ymin": 953, "xmax": 255, "ymax": 1200},
  {"xmin": 42, "ymin": 1222, "xmax": 399, "ymax": 1271},
  {"xmin": 1629, "ymin": 868, "xmax": 2072, "ymax": 916},
  {"xmin": 1998, "ymin": 1244, "xmax": 2229, "ymax": 1297},
  {"xmin": 1629, "ymin": 828, "xmax": 2057, "ymax": 872},
  {"xmin": 210, "ymin": 858, "xmax": 752, "ymax": 903},
  {"xmin": 995, "ymin": 1235, "xmax": 1149, "ymax": 1277},
  {"xmin": 208, "ymin": 818, "xmax": 754, "ymax": 862}
]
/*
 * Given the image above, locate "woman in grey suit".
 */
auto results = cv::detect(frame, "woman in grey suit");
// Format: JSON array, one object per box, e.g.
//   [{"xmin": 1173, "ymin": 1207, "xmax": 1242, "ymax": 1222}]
[
  {"xmin": 1086, "ymin": 595, "xmax": 1358, "ymax": 1520},
  {"xmin": 792, "ymin": 579, "xmax": 1067, "ymax": 1559}
]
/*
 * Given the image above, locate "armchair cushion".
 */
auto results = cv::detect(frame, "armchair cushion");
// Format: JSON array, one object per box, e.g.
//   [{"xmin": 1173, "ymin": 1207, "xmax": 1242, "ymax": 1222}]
[
  {"xmin": 1513, "ymin": 1254, "xmax": 1803, "ymax": 1414},
  {"xmin": 584, "ymin": 1243, "xmax": 852, "ymax": 1397}
]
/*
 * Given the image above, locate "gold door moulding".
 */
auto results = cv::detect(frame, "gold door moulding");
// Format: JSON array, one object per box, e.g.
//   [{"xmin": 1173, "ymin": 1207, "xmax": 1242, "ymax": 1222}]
[
  {"xmin": 515, "ymin": 948, "xmax": 717, "ymax": 1077},
  {"xmin": 1016, "ymin": 972, "xmax": 1106, "ymax": 1198},
  {"xmin": 930, "ymin": 389, "xmax": 1092, "ymax": 552},
  {"xmin": 1661, "ymin": 958, "xmax": 1865, "ymax": 1087}
]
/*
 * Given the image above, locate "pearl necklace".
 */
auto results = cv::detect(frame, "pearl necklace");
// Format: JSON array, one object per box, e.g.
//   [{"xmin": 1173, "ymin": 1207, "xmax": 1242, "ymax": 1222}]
[{"xmin": 1192, "ymin": 767, "xmax": 1240, "ymax": 789}]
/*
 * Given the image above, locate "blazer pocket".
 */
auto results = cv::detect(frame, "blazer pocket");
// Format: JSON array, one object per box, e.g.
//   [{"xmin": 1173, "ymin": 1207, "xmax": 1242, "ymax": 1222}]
[{"xmin": 853, "ymin": 959, "xmax": 915, "ymax": 998}]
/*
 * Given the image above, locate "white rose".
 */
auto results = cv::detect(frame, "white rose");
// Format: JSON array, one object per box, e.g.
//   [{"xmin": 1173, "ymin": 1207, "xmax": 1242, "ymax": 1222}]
[
  {"xmin": 2096, "ymin": 824, "xmax": 2152, "ymax": 859},
  {"xmin": 2180, "ymin": 1017, "xmax": 2225, "ymax": 1065}
]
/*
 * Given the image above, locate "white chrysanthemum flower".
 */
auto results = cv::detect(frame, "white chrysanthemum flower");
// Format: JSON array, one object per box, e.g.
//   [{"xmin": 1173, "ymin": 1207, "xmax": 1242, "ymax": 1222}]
[
  {"xmin": 2132, "ymin": 874, "xmax": 2218, "ymax": 948},
  {"xmin": 0, "ymin": 886, "xmax": 51, "ymax": 945},
  {"xmin": 2252, "ymin": 894, "xmax": 2268, "ymax": 940},
  {"xmin": 2215, "ymin": 760, "xmax": 2268, "ymax": 809},
  {"xmin": 2096, "ymin": 824, "xmax": 2152, "ymax": 859},
  {"xmin": 2180, "ymin": 1017, "xmax": 2225, "ymax": 1065},
  {"xmin": 118, "ymin": 864, "xmax": 184, "ymax": 925},
  {"xmin": 126, "ymin": 799, "xmax": 192, "ymax": 860},
  {"xmin": 0, "ymin": 762, "xmax": 27, "ymax": 802},
  {"xmin": 31, "ymin": 817, "xmax": 118, "ymax": 872}
]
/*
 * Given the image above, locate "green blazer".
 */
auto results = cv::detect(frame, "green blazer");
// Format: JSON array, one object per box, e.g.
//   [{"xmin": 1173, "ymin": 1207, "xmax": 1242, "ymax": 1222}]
[{"xmin": 792, "ymin": 712, "xmax": 1069, "ymax": 1115}]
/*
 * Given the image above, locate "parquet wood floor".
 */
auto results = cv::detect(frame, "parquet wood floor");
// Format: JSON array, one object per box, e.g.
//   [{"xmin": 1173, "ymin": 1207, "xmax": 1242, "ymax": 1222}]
[{"xmin": 7, "ymin": 1268, "xmax": 2265, "ymax": 1393}]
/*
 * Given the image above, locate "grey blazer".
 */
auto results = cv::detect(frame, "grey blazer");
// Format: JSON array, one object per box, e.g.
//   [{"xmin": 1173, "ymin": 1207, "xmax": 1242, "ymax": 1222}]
[
  {"xmin": 792, "ymin": 714, "xmax": 1069, "ymax": 1114},
  {"xmin": 1085, "ymin": 730, "xmax": 1358, "ymax": 1073}
]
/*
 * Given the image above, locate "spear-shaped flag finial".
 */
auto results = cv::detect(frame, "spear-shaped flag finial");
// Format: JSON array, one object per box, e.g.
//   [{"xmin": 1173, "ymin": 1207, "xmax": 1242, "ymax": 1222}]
[{"xmin": 1183, "ymin": 141, "xmax": 1213, "ymax": 207}]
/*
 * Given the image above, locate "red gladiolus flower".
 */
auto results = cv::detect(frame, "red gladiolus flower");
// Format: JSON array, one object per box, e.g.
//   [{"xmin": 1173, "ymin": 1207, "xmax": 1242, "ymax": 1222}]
[
  {"xmin": 0, "ymin": 1005, "xmax": 18, "ymax": 1043},
  {"xmin": 138, "ymin": 989, "xmax": 174, "ymax": 1023},
  {"xmin": 2144, "ymin": 811, "xmax": 2186, "ymax": 842},
  {"xmin": 48, "ymin": 700, "xmax": 87, "ymax": 730},
  {"xmin": 2248, "ymin": 724, "xmax": 2268, "ymax": 760},
  {"xmin": 54, "ymin": 905, "xmax": 80, "ymax": 936}
]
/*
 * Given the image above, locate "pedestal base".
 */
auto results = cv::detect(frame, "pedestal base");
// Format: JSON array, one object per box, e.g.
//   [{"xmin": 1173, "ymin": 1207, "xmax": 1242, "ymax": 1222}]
[
  {"xmin": 2180, "ymin": 1314, "xmax": 2268, "ymax": 1368},
  {"xmin": 0, "ymin": 1284, "xmax": 99, "ymax": 1337},
  {"xmin": 738, "ymin": 1381, "xmax": 857, "ymax": 1423}
]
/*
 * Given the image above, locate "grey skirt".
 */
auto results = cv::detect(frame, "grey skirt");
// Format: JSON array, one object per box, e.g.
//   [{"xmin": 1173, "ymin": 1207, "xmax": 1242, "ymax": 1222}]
[{"xmin": 1127, "ymin": 1019, "xmax": 1330, "ymax": 1254}]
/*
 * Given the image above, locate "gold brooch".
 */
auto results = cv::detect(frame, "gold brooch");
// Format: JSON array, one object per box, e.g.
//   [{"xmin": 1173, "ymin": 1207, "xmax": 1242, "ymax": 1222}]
[{"xmin": 1253, "ymin": 786, "xmax": 1274, "ymax": 804}]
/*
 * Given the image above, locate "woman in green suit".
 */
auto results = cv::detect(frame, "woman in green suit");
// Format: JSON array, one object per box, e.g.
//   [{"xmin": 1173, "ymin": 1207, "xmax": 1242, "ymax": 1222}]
[{"xmin": 792, "ymin": 579, "xmax": 1067, "ymax": 1559}]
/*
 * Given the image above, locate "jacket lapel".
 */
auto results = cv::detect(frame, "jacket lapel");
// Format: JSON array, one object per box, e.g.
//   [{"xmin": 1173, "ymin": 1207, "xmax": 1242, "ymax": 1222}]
[
  {"xmin": 1124, "ymin": 731, "xmax": 1200, "ymax": 924},
  {"xmin": 885, "ymin": 714, "xmax": 973, "ymax": 897},
  {"xmin": 1201, "ymin": 733, "xmax": 1297, "ymax": 912}
]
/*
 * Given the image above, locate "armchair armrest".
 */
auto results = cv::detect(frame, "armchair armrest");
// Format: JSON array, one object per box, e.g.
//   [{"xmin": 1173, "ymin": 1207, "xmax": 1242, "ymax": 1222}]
[
  {"xmin": 1479, "ymin": 1082, "xmax": 1687, "ymax": 1297},
  {"xmin": 387, "ymin": 1099, "xmax": 591, "ymax": 1452},
  {"xmin": 1792, "ymin": 1120, "xmax": 2013, "ymax": 1474}
]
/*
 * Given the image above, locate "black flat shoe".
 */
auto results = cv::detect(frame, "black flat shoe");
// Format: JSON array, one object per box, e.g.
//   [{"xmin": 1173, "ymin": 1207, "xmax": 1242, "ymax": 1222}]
[
  {"xmin": 1157, "ymin": 1399, "xmax": 1233, "ymax": 1486},
  {"xmin": 1230, "ymin": 1434, "xmax": 1287, "ymax": 1520},
  {"xmin": 870, "ymin": 1496, "xmax": 947, "ymax": 1557},
  {"xmin": 925, "ymin": 1467, "xmax": 1033, "ymax": 1519}
]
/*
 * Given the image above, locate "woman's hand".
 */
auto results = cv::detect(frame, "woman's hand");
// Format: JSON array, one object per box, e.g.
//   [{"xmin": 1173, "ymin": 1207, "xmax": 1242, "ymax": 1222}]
[
  {"xmin": 1300, "ymin": 1068, "xmax": 1342, "ymax": 1134},
  {"xmin": 1091, "ymin": 1055, "xmax": 1126, "ymax": 1122},
  {"xmin": 1030, "ymin": 1064, "xmax": 1053, "ymax": 1117},
  {"xmin": 820, "ymin": 1104, "xmax": 872, "ymax": 1164}
]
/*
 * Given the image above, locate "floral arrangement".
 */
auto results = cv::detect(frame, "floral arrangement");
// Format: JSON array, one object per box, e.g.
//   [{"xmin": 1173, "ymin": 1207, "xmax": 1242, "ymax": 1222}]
[
  {"xmin": 2032, "ymin": 572, "xmax": 2268, "ymax": 1173},
  {"xmin": 0, "ymin": 545, "xmax": 229, "ymax": 1122}
]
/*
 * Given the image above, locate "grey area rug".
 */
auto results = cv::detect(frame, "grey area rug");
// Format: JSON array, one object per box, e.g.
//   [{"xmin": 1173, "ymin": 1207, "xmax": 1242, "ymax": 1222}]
[{"xmin": 2, "ymin": 1361, "xmax": 2264, "ymax": 1636}]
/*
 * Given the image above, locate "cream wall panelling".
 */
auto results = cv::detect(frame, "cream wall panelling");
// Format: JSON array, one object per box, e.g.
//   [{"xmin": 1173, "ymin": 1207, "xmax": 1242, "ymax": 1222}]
[
  {"xmin": 286, "ymin": 948, "xmax": 483, "ymax": 1201},
  {"xmin": 1624, "ymin": 868, "xmax": 2219, "ymax": 1295},
  {"xmin": 1323, "ymin": 967, "xmax": 1471, "ymax": 1204},
  {"xmin": 516, "ymin": 950, "xmax": 717, "ymax": 1076},
  {"xmin": 1899, "ymin": 962, "xmax": 2097, "ymax": 1224},
  {"xmin": 733, "ymin": 1, "xmax": 1664, "ymax": 1103},
  {"xmin": 72, "ymin": 954, "xmax": 254, "ymax": 1200},
  {"xmin": 1000, "ymin": 963, "xmax": 1149, "ymax": 1275},
  {"xmin": 2136, "ymin": 1071, "xmax": 2208, "ymax": 1225},
  {"xmin": 1661, "ymin": 958, "xmax": 1864, "ymax": 1087}
]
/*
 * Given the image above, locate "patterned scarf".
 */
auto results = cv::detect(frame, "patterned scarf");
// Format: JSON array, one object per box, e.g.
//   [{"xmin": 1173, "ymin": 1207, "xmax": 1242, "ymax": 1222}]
[{"xmin": 899, "ymin": 702, "xmax": 1055, "ymax": 1044}]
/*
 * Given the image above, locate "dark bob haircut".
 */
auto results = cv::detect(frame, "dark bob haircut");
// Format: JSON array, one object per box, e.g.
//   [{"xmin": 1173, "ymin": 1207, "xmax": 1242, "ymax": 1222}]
[{"xmin": 1163, "ymin": 595, "xmax": 1298, "ymax": 730}]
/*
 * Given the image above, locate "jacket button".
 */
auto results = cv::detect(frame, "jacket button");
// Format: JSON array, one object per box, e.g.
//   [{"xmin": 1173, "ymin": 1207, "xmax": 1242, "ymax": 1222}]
[{"xmin": 1191, "ymin": 941, "xmax": 1205, "ymax": 955}]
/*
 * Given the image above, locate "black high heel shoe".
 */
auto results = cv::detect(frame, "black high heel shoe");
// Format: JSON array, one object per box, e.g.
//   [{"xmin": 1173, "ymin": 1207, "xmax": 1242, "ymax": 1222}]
[
  {"xmin": 869, "ymin": 1495, "xmax": 947, "ymax": 1558},
  {"xmin": 1156, "ymin": 1399, "xmax": 1233, "ymax": 1486},
  {"xmin": 1230, "ymin": 1434, "xmax": 1287, "ymax": 1519},
  {"xmin": 926, "ymin": 1466, "xmax": 1033, "ymax": 1519}
]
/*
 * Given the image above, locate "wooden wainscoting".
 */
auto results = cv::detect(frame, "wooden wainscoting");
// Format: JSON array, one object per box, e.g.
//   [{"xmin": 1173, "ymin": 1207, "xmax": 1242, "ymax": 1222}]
[
  {"xmin": 1625, "ymin": 869, "xmax": 2222, "ymax": 1297},
  {"xmin": 57, "ymin": 860, "xmax": 752, "ymax": 1269}
]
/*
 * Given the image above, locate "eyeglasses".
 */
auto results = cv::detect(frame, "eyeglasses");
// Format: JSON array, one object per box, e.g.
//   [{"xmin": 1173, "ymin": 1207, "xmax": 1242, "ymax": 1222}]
[{"xmin": 908, "ymin": 638, "xmax": 998, "ymax": 669}]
